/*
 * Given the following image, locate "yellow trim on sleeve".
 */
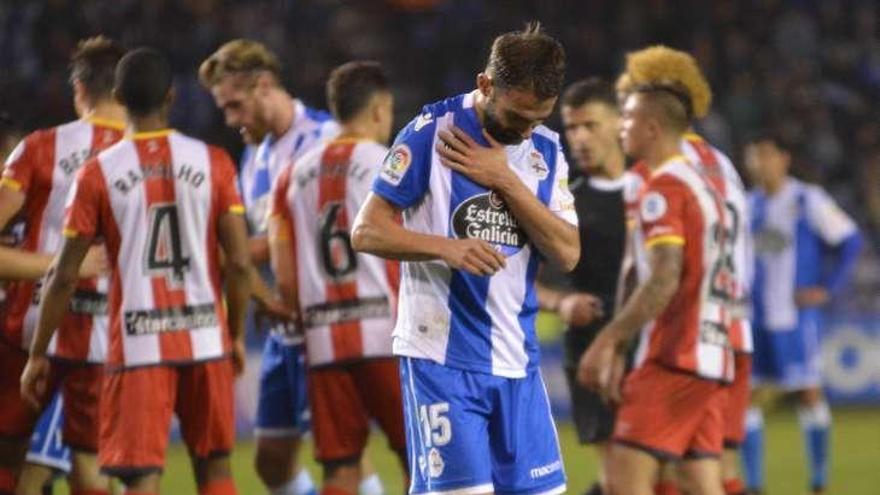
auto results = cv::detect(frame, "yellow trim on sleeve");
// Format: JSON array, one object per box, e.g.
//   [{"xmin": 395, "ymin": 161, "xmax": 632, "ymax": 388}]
[
  {"xmin": 131, "ymin": 129, "xmax": 174, "ymax": 140},
  {"xmin": 62, "ymin": 228, "xmax": 79, "ymax": 238},
  {"xmin": 87, "ymin": 116, "xmax": 126, "ymax": 131},
  {"xmin": 0, "ymin": 177, "xmax": 22, "ymax": 192},
  {"xmin": 683, "ymin": 132, "xmax": 703, "ymax": 142},
  {"xmin": 229, "ymin": 204, "xmax": 245, "ymax": 214},
  {"xmin": 645, "ymin": 235, "xmax": 685, "ymax": 248}
]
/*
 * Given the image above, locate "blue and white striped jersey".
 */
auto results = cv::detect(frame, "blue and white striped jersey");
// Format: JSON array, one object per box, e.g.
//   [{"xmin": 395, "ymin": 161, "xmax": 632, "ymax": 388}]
[
  {"xmin": 373, "ymin": 91, "xmax": 577, "ymax": 378},
  {"xmin": 751, "ymin": 177, "xmax": 862, "ymax": 331},
  {"xmin": 241, "ymin": 98, "xmax": 339, "ymax": 233}
]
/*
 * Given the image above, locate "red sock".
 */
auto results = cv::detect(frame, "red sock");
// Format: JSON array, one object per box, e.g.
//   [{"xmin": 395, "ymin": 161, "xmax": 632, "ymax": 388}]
[
  {"xmin": 723, "ymin": 478, "xmax": 746, "ymax": 495},
  {"xmin": 198, "ymin": 478, "xmax": 237, "ymax": 495},
  {"xmin": 73, "ymin": 491, "xmax": 111, "ymax": 495},
  {"xmin": 320, "ymin": 487, "xmax": 355, "ymax": 495},
  {"xmin": 0, "ymin": 468, "xmax": 16, "ymax": 493},
  {"xmin": 654, "ymin": 481, "xmax": 681, "ymax": 495}
]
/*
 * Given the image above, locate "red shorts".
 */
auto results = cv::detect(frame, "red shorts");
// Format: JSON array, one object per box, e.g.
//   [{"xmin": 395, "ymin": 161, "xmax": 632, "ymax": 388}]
[
  {"xmin": 613, "ymin": 361, "xmax": 727, "ymax": 460},
  {"xmin": 308, "ymin": 358, "xmax": 405, "ymax": 463},
  {"xmin": 724, "ymin": 353, "xmax": 752, "ymax": 447},
  {"xmin": 99, "ymin": 359, "xmax": 234, "ymax": 475},
  {"xmin": 0, "ymin": 341, "xmax": 102, "ymax": 451}
]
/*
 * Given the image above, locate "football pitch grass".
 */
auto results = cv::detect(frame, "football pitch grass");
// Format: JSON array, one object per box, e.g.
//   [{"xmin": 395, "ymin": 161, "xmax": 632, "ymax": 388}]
[{"xmin": 55, "ymin": 406, "xmax": 878, "ymax": 494}]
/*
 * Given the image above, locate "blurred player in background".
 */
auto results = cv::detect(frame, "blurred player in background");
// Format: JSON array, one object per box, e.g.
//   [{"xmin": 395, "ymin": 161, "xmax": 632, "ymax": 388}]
[
  {"xmin": 743, "ymin": 132, "xmax": 862, "ymax": 495},
  {"xmin": 21, "ymin": 47, "xmax": 251, "ymax": 495},
  {"xmin": 0, "ymin": 36, "xmax": 125, "ymax": 495},
  {"xmin": 200, "ymin": 39, "xmax": 385, "ymax": 495},
  {"xmin": 353, "ymin": 23, "xmax": 578, "ymax": 495},
  {"xmin": 579, "ymin": 80, "xmax": 733, "ymax": 495},
  {"xmin": 269, "ymin": 60, "xmax": 407, "ymax": 495},
  {"xmin": 536, "ymin": 77, "xmax": 626, "ymax": 495},
  {"xmin": 619, "ymin": 45, "xmax": 754, "ymax": 495}
]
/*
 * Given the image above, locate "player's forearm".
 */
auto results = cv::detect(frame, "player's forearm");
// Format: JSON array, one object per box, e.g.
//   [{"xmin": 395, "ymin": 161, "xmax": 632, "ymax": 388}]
[
  {"xmin": 603, "ymin": 244, "xmax": 681, "ymax": 347},
  {"xmin": 352, "ymin": 213, "xmax": 446, "ymax": 262},
  {"xmin": 0, "ymin": 247, "xmax": 54, "ymax": 280},
  {"xmin": 825, "ymin": 231, "xmax": 863, "ymax": 295},
  {"xmin": 224, "ymin": 259, "xmax": 250, "ymax": 341},
  {"xmin": 495, "ymin": 174, "xmax": 580, "ymax": 271},
  {"xmin": 30, "ymin": 264, "xmax": 78, "ymax": 356},
  {"xmin": 536, "ymin": 282, "xmax": 565, "ymax": 312}
]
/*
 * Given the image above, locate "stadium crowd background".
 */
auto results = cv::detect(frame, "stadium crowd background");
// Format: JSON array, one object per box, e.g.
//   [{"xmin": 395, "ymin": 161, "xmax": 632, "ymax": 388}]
[{"xmin": 1, "ymin": 0, "xmax": 878, "ymax": 353}]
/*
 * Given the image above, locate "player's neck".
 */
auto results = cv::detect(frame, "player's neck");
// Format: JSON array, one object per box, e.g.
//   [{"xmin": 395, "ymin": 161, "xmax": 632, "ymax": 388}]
[
  {"xmin": 338, "ymin": 119, "xmax": 379, "ymax": 144},
  {"xmin": 600, "ymin": 148, "xmax": 626, "ymax": 180},
  {"xmin": 644, "ymin": 137, "xmax": 682, "ymax": 172},
  {"xmin": 126, "ymin": 113, "xmax": 170, "ymax": 136},
  {"xmin": 763, "ymin": 176, "xmax": 787, "ymax": 195},
  {"xmin": 268, "ymin": 89, "xmax": 296, "ymax": 137},
  {"xmin": 82, "ymin": 100, "xmax": 126, "ymax": 126}
]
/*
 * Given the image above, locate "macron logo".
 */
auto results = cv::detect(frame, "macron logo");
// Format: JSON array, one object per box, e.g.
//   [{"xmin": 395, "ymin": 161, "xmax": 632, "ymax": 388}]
[{"xmin": 414, "ymin": 113, "xmax": 433, "ymax": 132}]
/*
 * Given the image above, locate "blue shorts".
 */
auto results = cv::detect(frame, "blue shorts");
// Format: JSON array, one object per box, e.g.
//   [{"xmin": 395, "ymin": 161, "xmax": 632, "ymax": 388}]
[
  {"xmin": 400, "ymin": 357, "xmax": 566, "ymax": 495},
  {"xmin": 255, "ymin": 335, "xmax": 310, "ymax": 437},
  {"xmin": 752, "ymin": 310, "xmax": 822, "ymax": 390},
  {"xmin": 26, "ymin": 392, "xmax": 71, "ymax": 473}
]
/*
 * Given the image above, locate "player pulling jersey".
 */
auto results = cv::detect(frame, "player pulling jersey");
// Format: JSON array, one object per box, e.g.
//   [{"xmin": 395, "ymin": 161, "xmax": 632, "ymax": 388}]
[
  {"xmin": 63, "ymin": 129, "xmax": 243, "ymax": 472},
  {"xmin": 372, "ymin": 91, "xmax": 573, "ymax": 495}
]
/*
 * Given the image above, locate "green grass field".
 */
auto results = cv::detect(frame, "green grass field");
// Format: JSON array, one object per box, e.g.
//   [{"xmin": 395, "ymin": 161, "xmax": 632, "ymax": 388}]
[{"xmin": 54, "ymin": 406, "xmax": 880, "ymax": 494}]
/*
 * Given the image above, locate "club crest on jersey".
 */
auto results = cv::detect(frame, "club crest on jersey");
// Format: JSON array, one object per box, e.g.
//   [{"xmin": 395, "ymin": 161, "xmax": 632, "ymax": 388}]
[
  {"xmin": 640, "ymin": 192, "xmax": 667, "ymax": 223},
  {"xmin": 528, "ymin": 150, "xmax": 549, "ymax": 179},
  {"xmin": 452, "ymin": 191, "xmax": 526, "ymax": 256},
  {"xmin": 379, "ymin": 144, "xmax": 411, "ymax": 186}
]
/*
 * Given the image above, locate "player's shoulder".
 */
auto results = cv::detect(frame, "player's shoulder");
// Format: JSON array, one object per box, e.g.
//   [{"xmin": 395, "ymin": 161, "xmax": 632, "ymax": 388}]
[
  {"xmin": 531, "ymin": 124, "xmax": 561, "ymax": 144},
  {"xmin": 300, "ymin": 101, "xmax": 334, "ymax": 125}
]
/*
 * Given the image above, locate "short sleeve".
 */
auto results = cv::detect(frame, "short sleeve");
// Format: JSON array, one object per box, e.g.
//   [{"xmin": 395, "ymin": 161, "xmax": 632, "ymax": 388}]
[
  {"xmin": 1, "ymin": 132, "xmax": 41, "ymax": 193},
  {"xmin": 805, "ymin": 186, "xmax": 857, "ymax": 245},
  {"xmin": 640, "ymin": 175, "xmax": 687, "ymax": 249},
  {"xmin": 63, "ymin": 161, "xmax": 105, "ymax": 239},
  {"xmin": 210, "ymin": 146, "xmax": 245, "ymax": 216},
  {"xmin": 372, "ymin": 110, "xmax": 434, "ymax": 208},
  {"xmin": 548, "ymin": 149, "xmax": 577, "ymax": 226}
]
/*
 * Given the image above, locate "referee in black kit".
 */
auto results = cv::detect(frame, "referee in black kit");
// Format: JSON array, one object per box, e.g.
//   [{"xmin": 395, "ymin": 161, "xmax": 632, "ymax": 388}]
[{"xmin": 537, "ymin": 78, "xmax": 626, "ymax": 495}]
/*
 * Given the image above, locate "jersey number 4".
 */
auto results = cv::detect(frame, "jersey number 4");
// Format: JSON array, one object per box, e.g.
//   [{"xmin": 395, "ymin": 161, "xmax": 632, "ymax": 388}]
[{"xmin": 145, "ymin": 203, "xmax": 191, "ymax": 287}]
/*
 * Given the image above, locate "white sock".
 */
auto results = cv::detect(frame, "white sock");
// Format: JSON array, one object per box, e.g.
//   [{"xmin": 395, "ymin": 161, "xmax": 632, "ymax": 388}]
[
  {"xmin": 270, "ymin": 469, "xmax": 316, "ymax": 495},
  {"xmin": 359, "ymin": 473, "xmax": 384, "ymax": 495}
]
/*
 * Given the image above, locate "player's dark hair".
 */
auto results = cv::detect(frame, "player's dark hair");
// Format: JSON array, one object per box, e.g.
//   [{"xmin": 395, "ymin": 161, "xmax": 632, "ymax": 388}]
[
  {"xmin": 486, "ymin": 22, "xmax": 566, "ymax": 100},
  {"xmin": 561, "ymin": 78, "xmax": 618, "ymax": 110},
  {"xmin": 327, "ymin": 61, "xmax": 389, "ymax": 123},
  {"xmin": 114, "ymin": 48, "xmax": 173, "ymax": 117},
  {"xmin": 630, "ymin": 82, "xmax": 692, "ymax": 133},
  {"xmin": 69, "ymin": 36, "xmax": 125, "ymax": 102},
  {"xmin": 745, "ymin": 129, "xmax": 795, "ymax": 154}
]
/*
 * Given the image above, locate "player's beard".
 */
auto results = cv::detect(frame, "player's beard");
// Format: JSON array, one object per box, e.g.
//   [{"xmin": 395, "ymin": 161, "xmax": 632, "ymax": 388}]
[{"xmin": 483, "ymin": 100, "xmax": 524, "ymax": 145}]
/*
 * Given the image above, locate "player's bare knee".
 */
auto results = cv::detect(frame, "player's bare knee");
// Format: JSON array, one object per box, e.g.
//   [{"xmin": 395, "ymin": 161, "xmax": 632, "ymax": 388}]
[
  {"xmin": 68, "ymin": 451, "xmax": 108, "ymax": 490},
  {"xmin": 254, "ymin": 439, "xmax": 298, "ymax": 486},
  {"xmin": 193, "ymin": 454, "xmax": 232, "ymax": 486},
  {"xmin": 800, "ymin": 387, "xmax": 824, "ymax": 406}
]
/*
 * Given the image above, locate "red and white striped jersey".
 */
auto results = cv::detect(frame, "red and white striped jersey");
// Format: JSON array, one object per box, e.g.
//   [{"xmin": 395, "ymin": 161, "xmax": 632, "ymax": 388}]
[
  {"xmin": 270, "ymin": 138, "xmax": 399, "ymax": 367},
  {"xmin": 63, "ymin": 129, "xmax": 244, "ymax": 369},
  {"xmin": 632, "ymin": 155, "xmax": 735, "ymax": 382},
  {"xmin": 0, "ymin": 117, "xmax": 124, "ymax": 362},
  {"xmin": 682, "ymin": 133, "xmax": 753, "ymax": 353}
]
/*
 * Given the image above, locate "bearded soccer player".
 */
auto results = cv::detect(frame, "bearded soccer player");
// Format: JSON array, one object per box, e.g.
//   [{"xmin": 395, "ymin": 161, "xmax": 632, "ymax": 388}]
[
  {"xmin": 0, "ymin": 36, "xmax": 125, "ymax": 495},
  {"xmin": 20, "ymin": 48, "xmax": 250, "ymax": 495},
  {"xmin": 579, "ymin": 83, "xmax": 734, "ymax": 495},
  {"xmin": 200, "ymin": 39, "xmax": 343, "ymax": 495},
  {"xmin": 535, "ymin": 78, "xmax": 627, "ymax": 495},
  {"xmin": 618, "ymin": 45, "xmax": 754, "ymax": 495},
  {"xmin": 269, "ymin": 61, "xmax": 407, "ymax": 495},
  {"xmin": 353, "ymin": 23, "xmax": 578, "ymax": 495},
  {"xmin": 743, "ymin": 132, "xmax": 861, "ymax": 495}
]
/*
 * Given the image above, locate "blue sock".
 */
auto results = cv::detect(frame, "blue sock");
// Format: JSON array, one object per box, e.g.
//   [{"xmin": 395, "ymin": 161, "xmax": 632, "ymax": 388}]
[
  {"xmin": 741, "ymin": 407, "xmax": 765, "ymax": 491},
  {"xmin": 798, "ymin": 401, "xmax": 831, "ymax": 491}
]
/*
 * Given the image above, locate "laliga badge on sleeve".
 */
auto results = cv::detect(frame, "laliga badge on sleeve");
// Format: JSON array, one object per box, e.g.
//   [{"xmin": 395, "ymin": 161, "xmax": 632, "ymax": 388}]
[
  {"xmin": 640, "ymin": 191, "xmax": 668, "ymax": 223},
  {"xmin": 380, "ymin": 144, "xmax": 412, "ymax": 186}
]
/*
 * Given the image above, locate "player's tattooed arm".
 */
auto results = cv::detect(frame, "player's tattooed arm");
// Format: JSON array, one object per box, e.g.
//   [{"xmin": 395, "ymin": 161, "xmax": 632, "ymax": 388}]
[
  {"xmin": 21, "ymin": 235, "xmax": 91, "ymax": 408},
  {"xmin": 352, "ymin": 192, "xmax": 507, "ymax": 276},
  {"xmin": 577, "ymin": 242, "xmax": 682, "ymax": 396},
  {"xmin": 436, "ymin": 126, "xmax": 579, "ymax": 271}
]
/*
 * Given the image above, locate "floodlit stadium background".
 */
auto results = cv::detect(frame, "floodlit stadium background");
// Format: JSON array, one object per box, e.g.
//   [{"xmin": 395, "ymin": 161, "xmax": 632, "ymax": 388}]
[{"xmin": 1, "ymin": 1, "xmax": 878, "ymax": 494}]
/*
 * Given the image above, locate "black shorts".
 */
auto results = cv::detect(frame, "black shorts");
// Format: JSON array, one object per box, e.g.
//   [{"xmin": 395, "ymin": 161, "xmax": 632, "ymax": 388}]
[{"xmin": 562, "ymin": 323, "xmax": 616, "ymax": 445}]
